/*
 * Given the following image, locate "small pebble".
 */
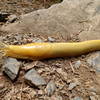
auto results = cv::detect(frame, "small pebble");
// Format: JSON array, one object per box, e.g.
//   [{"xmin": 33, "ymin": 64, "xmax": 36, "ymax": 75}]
[
  {"xmin": 38, "ymin": 90, "xmax": 44, "ymax": 95},
  {"xmin": 74, "ymin": 60, "xmax": 81, "ymax": 69},
  {"xmin": 89, "ymin": 96, "xmax": 96, "ymax": 100},
  {"xmin": 71, "ymin": 96, "xmax": 83, "ymax": 100},
  {"xmin": 46, "ymin": 80, "xmax": 56, "ymax": 96},
  {"xmin": 89, "ymin": 87, "xmax": 97, "ymax": 93},
  {"xmin": 8, "ymin": 15, "xmax": 17, "ymax": 23},
  {"xmin": 24, "ymin": 68, "xmax": 46, "ymax": 87},
  {"xmin": 68, "ymin": 82, "xmax": 77, "ymax": 90},
  {"xmin": 48, "ymin": 37, "xmax": 55, "ymax": 42},
  {"xmin": 87, "ymin": 52, "xmax": 100, "ymax": 72},
  {"xmin": 3, "ymin": 58, "xmax": 20, "ymax": 81},
  {"xmin": 32, "ymin": 38, "xmax": 44, "ymax": 43}
]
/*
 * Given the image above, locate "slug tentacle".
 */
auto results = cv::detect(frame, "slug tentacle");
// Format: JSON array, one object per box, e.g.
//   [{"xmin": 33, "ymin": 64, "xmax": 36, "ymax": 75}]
[{"xmin": 0, "ymin": 42, "xmax": 8, "ymax": 59}]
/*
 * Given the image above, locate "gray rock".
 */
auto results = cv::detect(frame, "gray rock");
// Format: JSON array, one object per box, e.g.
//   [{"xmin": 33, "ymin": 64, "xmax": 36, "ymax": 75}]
[
  {"xmin": 68, "ymin": 82, "xmax": 77, "ymax": 90},
  {"xmin": 87, "ymin": 52, "xmax": 100, "ymax": 72},
  {"xmin": 8, "ymin": 15, "xmax": 17, "ymax": 23},
  {"xmin": 1, "ymin": 0, "xmax": 89, "ymax": 39},
  {"xmin": 32, "ymin": 38, "xmax": 44, "ymax": 43},
  {"xmin": 46, "ymin": 80, "xmax": 56, "ymax": 96},
  {"xmin": 78, "ymin": 0, "xmax": 100, "ymax": 41},
  {"xmin": 89, "ymin": 96, "xmax": 96, "ymax": 100},
  {"xmin": 1, "ymin": 0, "xmax": 100, "ymax": 41},
  {"xmin": 74, "ymin": 60, "xmax": 81, "ymax": 69},
  {"xmin": 89, "ymin": 87, "xmax": 97, "ymax": 93},
  {"xmin": 3, "ymin": 58, "xmax": 20, "ymax": 81},
  {"xmin": 48, "ymin": 37, "xmax": 55, "ymax": 42},
  {"xmin": 25, "ymin": 68, "xmax": 46, "ymax": 87},
  {"xmin": 71, "ymin": 96, "xmax": 83, "ymax": 100},
  {"xmin": 68, "ymin": 78, "xmax": 80, "ymax": 90}
]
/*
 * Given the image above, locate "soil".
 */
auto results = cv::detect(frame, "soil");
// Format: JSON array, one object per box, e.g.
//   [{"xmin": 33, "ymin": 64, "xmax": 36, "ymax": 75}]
[{"xmin": 0, "ymin": 0, "xmax": 100, "ymax": 100}]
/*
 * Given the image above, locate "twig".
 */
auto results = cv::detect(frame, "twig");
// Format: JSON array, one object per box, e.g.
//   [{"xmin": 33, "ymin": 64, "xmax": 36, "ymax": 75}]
[
  {"xmin": 69, "ymin": 62, "xmax": 75, "ymax": 73},
  {"xmin": 19, "ymin": 81, "xmax": 24, "ymax": 100}
]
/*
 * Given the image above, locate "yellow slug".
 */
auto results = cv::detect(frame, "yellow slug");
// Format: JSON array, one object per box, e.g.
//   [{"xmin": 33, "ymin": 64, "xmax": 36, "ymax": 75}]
[{"xmin": 0, "ymin": 40, "xmax": 100, "ymax": 60}]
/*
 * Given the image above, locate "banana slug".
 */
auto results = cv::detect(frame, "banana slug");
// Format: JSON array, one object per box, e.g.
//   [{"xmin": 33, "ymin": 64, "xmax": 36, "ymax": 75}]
[{"xmin": 0, "ymin": 40, "xmax": 100, "ymax": 60}]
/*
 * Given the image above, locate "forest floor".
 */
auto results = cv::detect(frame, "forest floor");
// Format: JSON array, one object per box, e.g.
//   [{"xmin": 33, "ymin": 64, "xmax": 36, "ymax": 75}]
[{"xmin": 0, "ymin": 0, "xmax": 99, "ymax": 100}]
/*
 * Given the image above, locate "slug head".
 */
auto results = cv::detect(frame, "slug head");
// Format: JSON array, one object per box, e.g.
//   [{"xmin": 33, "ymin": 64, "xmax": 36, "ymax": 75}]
[{"xmin": 0, "ymin": 42, "xmax": 8, "ymax": 60}]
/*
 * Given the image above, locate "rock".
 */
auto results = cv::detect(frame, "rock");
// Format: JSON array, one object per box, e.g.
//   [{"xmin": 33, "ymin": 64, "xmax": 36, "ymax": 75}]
[
  {"xmin": 32, "ymin": 38, "xmax": 44, "ymax": 43},
  {"xmin": 1, "ymin": 0, "xmax": 89, "ymax": 39},
  {"xmin": 78, "ymin": 0, "xmax": 100, "ymax": 41},
  {"xmin": 29, "ymin": 90, "xmax": 37, "ymax": 98},
  {"xmin": 1, "ymin": 0, "xmax": 100, "ymax": 41},
  {"xmin": 24, "ymin": 68, "xmax": 46, "ymax": 87},
  {"xmin": 68, "ymin": 78, "xmax": 80, "ymax": 90},
  {"xmin": 87, "ymin": 52, "xmax": 100, "ymax": 72},
  {"xmin": 37, "ymin": 90, "xmax": 44, "ymax": 95},
  {"xmin": 0, "ymin": 12, "xmax": 10, "ymax": 22},
  {"xmin": 74, "ymin": 60, "xmax": 81, "ymax": 69},
  {"xmin": 48, "ymin": 37, "xmax": 55, "ymax": 42},
  {"xmin": 68, "ymin": 82, "xmax": 77, "ymax": 90},
  {"xmin": 89, "ymin": 87, "xmax": 97, "ymax": 93},
  {"xmin": 3, "ymin": 58, "xmax": 20, "ymax": 81},
  {"xmin": 46, "ymin": 80, "xmax": 56, "ymax": 96},
  {"xmin": 7, "ymin": 15, "xmax": 17, "ymax": 23},
  {"xmin": 89, "ymin": 96, "xmax": 96, "ymax": 100},
  {"xmin": 71, "ymin": 96, "xmax": 83, "ymax": 100},
  {"xmin": 89, "ymin": 85, "xmax": 100, "ymax": 96}
]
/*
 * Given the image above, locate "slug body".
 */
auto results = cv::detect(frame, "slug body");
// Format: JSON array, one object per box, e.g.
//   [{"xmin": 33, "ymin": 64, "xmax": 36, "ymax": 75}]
[{"xmin": 2, "ymin": 40, "xmax": 100, "ymax": 60}]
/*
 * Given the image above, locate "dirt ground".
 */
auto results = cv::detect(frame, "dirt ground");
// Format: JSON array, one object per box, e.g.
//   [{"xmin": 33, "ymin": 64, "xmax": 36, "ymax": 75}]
[{"xmin": 0, "ymin": 0, "xmax": 100, "ymax": 100}]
